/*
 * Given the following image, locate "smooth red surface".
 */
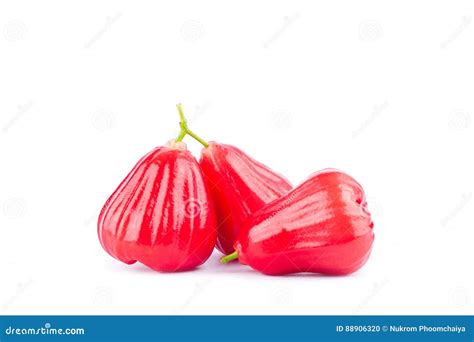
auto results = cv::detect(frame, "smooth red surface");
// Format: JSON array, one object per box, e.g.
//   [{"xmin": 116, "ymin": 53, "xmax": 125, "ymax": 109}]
[
  {"xmin": 98, "ymin": 143, "xmax": 217, "ymax": 272},
  {"xmin": 199, "ymin": 142, "xmax": 292, "ymax": 254},
  {"xmin": 235, "ymin": 169, "xmax": 374, "ymax": 275}
]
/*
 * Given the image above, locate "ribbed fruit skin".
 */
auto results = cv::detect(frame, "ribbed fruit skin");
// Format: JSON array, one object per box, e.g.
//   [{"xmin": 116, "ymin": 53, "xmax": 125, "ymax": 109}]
[
  {"xmin": 199, "ymin": 142, "xmax": 292, "ymax": 254},
  {"xmin": 98, "ymin": 145, "xmax": 217, "ymax": 272},
  {"xmin": 235, "ymin": 169, "xmax": 374, "ymax": 275}
]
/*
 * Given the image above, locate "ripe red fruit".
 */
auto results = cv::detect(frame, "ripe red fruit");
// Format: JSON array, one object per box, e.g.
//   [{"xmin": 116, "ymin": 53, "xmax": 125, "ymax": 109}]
[
  {"xmin": 97, "ymin": 140, "xmax": 217, "ymax": 272},
  {"xmin": 222, "ymin": 169, "xmax": 374, "ymax": 275},
  {"xmin": 200, "ymin": 143, "xmax": 292, "ymax": 254}
]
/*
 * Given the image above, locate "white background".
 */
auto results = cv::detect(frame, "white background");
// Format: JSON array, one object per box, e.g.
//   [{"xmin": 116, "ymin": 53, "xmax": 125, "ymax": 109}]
[{"xmin": 1, "ymin": 0, "xmax": 473, "ymax": 315}]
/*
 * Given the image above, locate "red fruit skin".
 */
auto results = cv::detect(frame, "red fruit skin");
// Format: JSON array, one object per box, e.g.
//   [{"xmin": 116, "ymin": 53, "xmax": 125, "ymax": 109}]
[
  {"xmin": 97, "ymin": 142, "xmax": 217, "ymax": 272},
  {"xmin": 199, "ymin": 142, "xmax": 292, "ymax": 254},
  {"xmin": 235, "ymin": 169, "xmax": 374, "ymax": 275}
]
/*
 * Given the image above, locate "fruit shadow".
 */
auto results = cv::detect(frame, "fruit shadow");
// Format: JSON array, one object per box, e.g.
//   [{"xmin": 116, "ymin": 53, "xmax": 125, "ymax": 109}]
[
  {"xmin": 208, "ymin": 259, "xmax": 352, "ymax": 279},
  {"xmin": 217, "ymin": 263, "xmax": 350, "ymax": 278},
  {"xmin": 105, "ymin": 260, "xmax": 202, "ymax": 275},
  {"xmin": 106, "ymin": 253, "xmax": 361, "ymax": 278}
]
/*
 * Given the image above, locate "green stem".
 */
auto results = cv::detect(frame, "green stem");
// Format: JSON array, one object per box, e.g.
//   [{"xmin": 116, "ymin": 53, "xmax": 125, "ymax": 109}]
[
  {"xmin": 175, "ymin": 129, "xmax": 186, "ymax": 142},
  {"xmin": 185, "ymin": 129, "xmax": 209, "ymax": 147},
  {"xmin": 220, "ymin": 251, "xmax": 238, "ymax": 264},
  {"xmin": 175, "ymin": 103, "xmax": 209, "ymax": 147}
]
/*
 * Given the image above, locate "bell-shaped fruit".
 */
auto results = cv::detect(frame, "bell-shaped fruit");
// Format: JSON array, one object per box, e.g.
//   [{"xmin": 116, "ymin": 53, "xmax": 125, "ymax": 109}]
[
  {"xmin": 200, "ymin": 142, "xmax": 292, "ymax": 254},
  {"xmin": 222, "ymin": 169, "xmax": 374, "ymax": 275},
  {"xmin": 98, "ymin": 140, "xmax": 217, "ymax": 272}
]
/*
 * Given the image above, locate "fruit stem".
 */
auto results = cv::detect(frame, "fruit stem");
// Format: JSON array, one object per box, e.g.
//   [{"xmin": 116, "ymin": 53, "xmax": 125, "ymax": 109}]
[
  {"xmin": 175, "ymin": 103, "xmax": 209, "ymax": 147},
  {"xmin": 220, "ymin": 251, "xmax": 238, "ymax": 264}
]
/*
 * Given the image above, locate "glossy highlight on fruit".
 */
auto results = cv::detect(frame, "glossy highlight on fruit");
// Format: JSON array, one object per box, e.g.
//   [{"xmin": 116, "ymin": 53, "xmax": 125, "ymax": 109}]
[
  {"xmin": 200, "ymin": 142, "xmax": 292, "ymax": 254},
  {"xmin": 227, "ymin": 169, "xmax": 374, "ymax": 275},
  {"xmin": 97, "ymin": 140, "xmax": 217, "ymax": 272}
]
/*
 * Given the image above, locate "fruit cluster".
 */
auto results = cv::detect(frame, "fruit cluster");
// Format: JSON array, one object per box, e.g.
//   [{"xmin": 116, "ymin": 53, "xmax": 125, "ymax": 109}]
[{"xmin": 97, "ymin": 104, "xmax": 374, "ymax": 275}]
